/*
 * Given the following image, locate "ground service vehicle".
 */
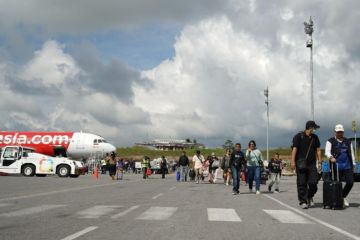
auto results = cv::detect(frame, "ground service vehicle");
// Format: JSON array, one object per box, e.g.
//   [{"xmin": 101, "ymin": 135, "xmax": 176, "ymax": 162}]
[{"xmin": 0, "ymin": 146, "xmax": 81, "ymax": 177}]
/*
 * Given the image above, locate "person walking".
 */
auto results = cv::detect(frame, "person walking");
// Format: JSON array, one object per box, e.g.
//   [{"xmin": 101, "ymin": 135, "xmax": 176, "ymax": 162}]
[
  {"xmin": 268, "ymin": 153, "xmax": 282, "ymax": 193},
  {"xmin": 210, "ymin": 153, "xmax": 220, "ymax": 183},
  {"xmin": 246, "ymin": 140, "xmax": 263, "ymax": 194},
  {"xmin": 178, "ymin": 151, "xmax": 189, "ymax": 182},
  {"xmin": 160, "ymin": 156, "xmax": 168, "ymax": 179},
  {"xmin": 229, "ymin": 143, "xmax": 245, "ymax": 195},
  {"xmin": 142, "ymin": 156, "xmax": 150, "ymax": 179},
  {"xmin": 108, "ymin": 152, "xmax": 117, "ymax": 180},
  {"xmin": 325, "ymin": 124, "xmax": 356, "ymax": 207},
  {"xmin": 116, "ymin": 158, "xmax": 124, "ymax": 180},
  {"xmin": 192, "ymin": 150, "xmax": 205, "ymax": 184},
  {"xmin": 221, "ymin": 149, "xmax": 232, "ymax": 185},
  {"xmin": 101, "ymin": 154, "xmax": 108, "ymax": 174},
  {"xmin": 291, "ymin": 120, "xmax": 322, "ymax": 209}
]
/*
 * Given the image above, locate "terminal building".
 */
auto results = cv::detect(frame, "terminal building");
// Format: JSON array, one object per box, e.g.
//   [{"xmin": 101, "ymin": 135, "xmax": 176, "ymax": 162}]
[{"xmin": 135, "ymin": 139, "xmax": 205, "ymax": 151}]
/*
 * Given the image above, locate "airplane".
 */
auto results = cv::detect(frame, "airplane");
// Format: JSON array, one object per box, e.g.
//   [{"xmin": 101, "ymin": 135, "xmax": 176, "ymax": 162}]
[{"xmin": 0, "ymin": 131, "xmax": 116, "ymax": 160}]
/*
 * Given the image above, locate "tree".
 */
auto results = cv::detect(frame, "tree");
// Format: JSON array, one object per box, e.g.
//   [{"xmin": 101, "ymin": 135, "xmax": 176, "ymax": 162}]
[
  {"xmin": 185, "ymin": 138, "xmax": 191, "ymax": 143},
  {"xmin": 193, "ymin": 139, "xmax": 197, "ymax": 144},
  {"xmin": 222, "ymin": 139, "xmax": 234, "ymax": 150}
]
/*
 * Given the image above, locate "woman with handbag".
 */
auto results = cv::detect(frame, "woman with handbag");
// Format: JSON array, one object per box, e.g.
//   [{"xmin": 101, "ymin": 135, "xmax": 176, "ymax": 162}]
[{"xmin": 245, "ymin": 140, "xmax": 263, "ymax": 194}]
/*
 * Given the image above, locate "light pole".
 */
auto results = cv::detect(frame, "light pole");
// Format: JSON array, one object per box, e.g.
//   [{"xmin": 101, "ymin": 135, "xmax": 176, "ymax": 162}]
[
  {"xmin": 353, "ymin": 120, "xmax": 357, "ymax": 159},
  {"xmin": 264, "ymin": 87, "xmax": 269, "ymax": 161},
  {"xmin": 304, "ymin": 16, "xmax": 314, "ymax": 120}
]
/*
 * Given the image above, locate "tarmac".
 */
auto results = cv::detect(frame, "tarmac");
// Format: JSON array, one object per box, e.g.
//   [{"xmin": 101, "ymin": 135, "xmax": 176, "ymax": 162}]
[{"xmin": 0, "ymin": 172, "xmax": 360, "ymax": 240}]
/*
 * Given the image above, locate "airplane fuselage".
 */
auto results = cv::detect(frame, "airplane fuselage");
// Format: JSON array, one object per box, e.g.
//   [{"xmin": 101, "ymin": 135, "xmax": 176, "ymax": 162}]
[{"xmin": 0, "ymin": 132, "xmax": 116, "ymax": 160}]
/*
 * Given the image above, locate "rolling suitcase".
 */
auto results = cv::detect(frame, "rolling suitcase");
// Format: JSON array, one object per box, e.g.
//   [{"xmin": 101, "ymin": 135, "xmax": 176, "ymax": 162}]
[
  {"xmin": 176, "ymin": 171, "xmax": 181, "ymax": 181},
  {"xmin": 323, "ymin": 163, "xmax": 344, "ymax": 210},
  {"xmin": 189, "ymin": 169, "xmax": 196, "ymax": 181}
]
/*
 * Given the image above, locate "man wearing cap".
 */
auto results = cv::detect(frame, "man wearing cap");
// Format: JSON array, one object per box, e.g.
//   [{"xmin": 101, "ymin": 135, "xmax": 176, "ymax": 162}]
[
  {"xmin": 325, "ymin": 124, "xmax": 355, "ymax": 207},
  {"xmin": 291, "ymin": 120, "xmax": 322, "ymax": 209}
]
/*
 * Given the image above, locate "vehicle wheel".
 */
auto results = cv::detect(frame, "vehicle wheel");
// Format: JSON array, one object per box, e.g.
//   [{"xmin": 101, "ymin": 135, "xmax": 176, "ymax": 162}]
[
  {"xmin": 22, "ymin": 165, "xmax": 35, "ymax": 177},
  {"xmin": 70, "ymin": 174, "xmax": 79, "ymax": 178},
  {"xmin": 36, "ymin": 174, "xmax": 47, "ymax": 177},
  {"xmin": 57, "ymin": 165, "xmax": 70, "ymax": 178}
]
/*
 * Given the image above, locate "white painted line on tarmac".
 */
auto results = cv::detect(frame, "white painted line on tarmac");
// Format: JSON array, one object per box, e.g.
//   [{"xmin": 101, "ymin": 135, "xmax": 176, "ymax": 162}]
[
  {"xmin": 207, "ymin": 208, "xmax": 241, "ymax": 222},
  {"xmin": 0, "ymin": 204, "xmax": 65, "ymax": 217},
  {"xmin": 264, "ymin": 195, "xmax": 360, "ymax": 240},
  {"xmin": 169, "ymin": 186, "xmax": 176, "ymax": 191},
  {"xmin": 263, "ymin": 209, "xmax": 312, "ymax": 224},
  {"xmin": 60, "ymin": 226, "xmax": 98, "ymax": 240},
  {"xmin": 77, "ymin": 205, "xmax": 121, "ymax": 219},
  {"xmin": 152, "ymin": 193, "xmax": 164, "ymax": 200},
  {"xmin": 111, "ymin": 205, "xmax": 140, "ymax": 219},
  {"xmin": 136, "ymin": 207, "xmax": 177, "ymax": 220}
]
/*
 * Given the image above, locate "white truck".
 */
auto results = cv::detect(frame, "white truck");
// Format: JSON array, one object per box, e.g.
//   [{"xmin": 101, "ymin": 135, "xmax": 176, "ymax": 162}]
[{"xmin": 0, "ymin": 146, "xmax": 81, "ymax": 177}]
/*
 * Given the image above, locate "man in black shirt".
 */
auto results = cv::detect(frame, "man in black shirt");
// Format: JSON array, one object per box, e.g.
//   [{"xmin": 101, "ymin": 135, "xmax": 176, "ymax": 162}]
[
  {"xmin": 178, "ymin": 151, "xmax": 189, "ymax": 182},
  {"xmin": 291, "ymin": 121, "xmax": 322, "ymax": 209},
  {"xmin": 229, "ymin": 143, "xmax": 245, "ymax": 195}
]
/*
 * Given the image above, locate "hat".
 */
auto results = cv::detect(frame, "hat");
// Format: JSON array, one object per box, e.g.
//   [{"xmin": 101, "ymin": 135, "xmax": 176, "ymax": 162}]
[
  {"xmin": 211, "ymin": 152, "xmax": 215, "ymax": 156},
  {"xmin": 334, "ymin": 124, "xmax": 344, "ymax": 132},
  {"xmin": 305, "ymin": 120, "xmax": 320, "ymax": 129}
]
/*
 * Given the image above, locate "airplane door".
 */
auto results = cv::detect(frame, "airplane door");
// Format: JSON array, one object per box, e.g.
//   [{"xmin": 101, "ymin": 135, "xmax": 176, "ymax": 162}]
[{"xmin": 76, "ymin": 132, "xmax": 85, "ymax": 150}]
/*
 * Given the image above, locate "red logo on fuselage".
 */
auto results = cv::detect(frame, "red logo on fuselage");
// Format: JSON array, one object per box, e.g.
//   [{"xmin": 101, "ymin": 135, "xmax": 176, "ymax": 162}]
[{"xmin": 0, "ymin": 132, "xmax": 74, "ymax": 156}]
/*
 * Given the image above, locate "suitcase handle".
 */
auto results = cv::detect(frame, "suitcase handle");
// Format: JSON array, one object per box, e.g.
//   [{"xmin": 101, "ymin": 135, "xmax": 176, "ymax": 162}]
[{"xmin": 331, "ymin": 162, "xmax": 339, "ymax": 181}]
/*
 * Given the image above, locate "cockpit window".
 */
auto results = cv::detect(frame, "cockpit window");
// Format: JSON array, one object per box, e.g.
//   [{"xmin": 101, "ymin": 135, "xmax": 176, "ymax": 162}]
[
  {"xmin": 93, "ymin": 139, "xmax": 98, "ymax": 144},
  {"xmin": 102, "ymin": 139, "xmax": 107, "ymax": 143}
]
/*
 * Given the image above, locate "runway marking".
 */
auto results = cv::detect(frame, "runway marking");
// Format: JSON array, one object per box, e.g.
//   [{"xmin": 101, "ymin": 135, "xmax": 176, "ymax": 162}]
[
  {"xmin": 169, "ymin": 186, "xmax": 176, "ymax": 191},
  {"xmin": 207, "ymin": 208, "xmax": 241, "ymax": 222},
  {"xmin": 263, "ymin": 210, "xmax": 312, "ymax": 224},
  {"xmin": 111, "ymin": 205, "xmax": 140, "ymax": 219},
  {"xmin": 60, "ymin": 226, "xmax": 98, "ymax": 240},
  {"xmin": 152, "ymin": 193, "xmax": 164, "ymax": 199},
  {"xmin": 0, "ymin": 204, "xmax": 65, "ymax": 217},
  {"xmin": 77, "ymin": 205, "xmax": 122, "ymax": 219},
  {"xmin": 265, "ymin": 195, "xmax": 360, "ymax": 240},
  {"xmin": 136, "ymin": 207, "xmax": 177, "ymax": 220}
]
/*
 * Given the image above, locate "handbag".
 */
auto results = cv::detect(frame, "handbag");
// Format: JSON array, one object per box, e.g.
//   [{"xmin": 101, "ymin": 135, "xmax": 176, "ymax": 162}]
[
  {"xmin": 212, "ymin": 160, "xmax": 220, "ymax": 168},
  {"xmin": 297, "ymin": 138, "xmax": 313, "ymax": 172},
  {"xmin": 252, "ymin": 151, "xmax": 264, "ymax": 170}
]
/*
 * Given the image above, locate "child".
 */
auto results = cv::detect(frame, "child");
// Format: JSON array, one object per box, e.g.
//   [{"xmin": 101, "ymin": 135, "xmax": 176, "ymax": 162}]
[{"xmin": 268, "ymin": 153, "xmax": 282, "ymax": 193}]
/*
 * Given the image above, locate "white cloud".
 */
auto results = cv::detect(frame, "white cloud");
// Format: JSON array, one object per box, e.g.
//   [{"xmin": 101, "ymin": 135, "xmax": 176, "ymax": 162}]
[
  {"xmin": 134, "ymin": 15, "xmax": 360, "ymax": 147},
  {"xmin": 1, "ymin": 0, "xmax": 360, "ymax": 147},
  {"xmin": 281, "ymin": 8, "xmax": 294, "ymax": 21},
  {"xmin": 19, "ymin": 41, "xmax": 80, "ymax": 87}
]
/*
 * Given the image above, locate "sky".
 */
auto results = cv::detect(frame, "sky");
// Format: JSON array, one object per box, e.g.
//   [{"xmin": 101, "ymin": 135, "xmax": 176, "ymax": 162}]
[{"xmin": 0, "ymin": 0, "xmax": 359, "ymax": 149}]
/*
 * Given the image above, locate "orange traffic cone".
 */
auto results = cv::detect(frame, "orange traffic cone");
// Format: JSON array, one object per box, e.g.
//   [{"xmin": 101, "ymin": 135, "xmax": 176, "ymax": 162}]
[{"xmin": 93, "ymin": 166, "xmax": 99, "ymax": 179}]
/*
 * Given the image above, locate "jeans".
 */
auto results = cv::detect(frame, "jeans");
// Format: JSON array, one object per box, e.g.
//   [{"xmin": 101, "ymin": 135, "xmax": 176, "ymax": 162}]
[
  {"xmin": 296, "ymin": 166, "xmax": 318, "ymax": 204},
  {"xmin": 231, "ymin": 166, "xmax": 240, "ymax": 193},
  {"xmin": 247, "ymin": 166, "xmax": 261, "ymax": 191},
  {"xmin": 180, "ymin": 166, "xmax": 189, "ymax": 181}
]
